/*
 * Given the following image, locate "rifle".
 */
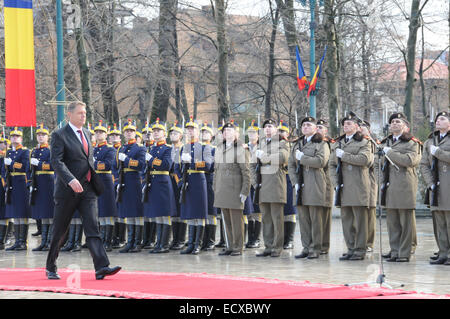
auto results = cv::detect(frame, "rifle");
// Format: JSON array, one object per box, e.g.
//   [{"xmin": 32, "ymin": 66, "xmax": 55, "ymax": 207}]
[
  {"xmin": 295, "ymin": 138, "xmax": 304, "ymax": 206},
  {"xmin": 424, "ymin": 134, "xmax": 439, "ymax": 207},
  {"xmin": 141, "ymin": 160, "xmax": 151, "ymax": 203},
  {"xmin": 253, "ymin": 156, "xmax": 262, "ymax": 205},
  {"xmin": 4, "ymin": 151, "xmax": 12, "ymax": 205},
  {"xmin": 29, "ymin": 159, "xmax": 38, "ymax": 206},
  {"xmin": 334, "ymin": 140, "xmax": 343, "ymax": 207},
  {"xmin": 116, "ymin": 152, "xmax": 125, "ymax": 203},
  {"xmin": 179, "ymin": 161, "xmax": 189, "ymax": 204},
  {"xmin": 380, "ymin": 139, "xmax": 391, "ymax": 206}
]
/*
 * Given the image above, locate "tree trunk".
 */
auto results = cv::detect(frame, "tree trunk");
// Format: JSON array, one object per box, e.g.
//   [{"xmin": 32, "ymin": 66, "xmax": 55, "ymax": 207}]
[
  {"xmin": 323, "ymin": 0, "xmax": 340, "ymax": 136},
  {"xmin": 215, "ymin": 0, "xmax": 229, "ymax": 123},
  {"xmin": 404, "ymin": 0, "xmax": 423, "ymax": 127},
  {"xmin": 151, "ymin": 0, "xmax": 177, "ymax": 122},
  {"xmin": 173, "ymin": 22, "xmax": 190, "ymax": 122},
  {"xmin": 73, "ymin": 0, "xmax": 92, "ymax": 123},
  {"xmin": 265, "ymin": 2, "xmax": 280, "ymax": 119}
]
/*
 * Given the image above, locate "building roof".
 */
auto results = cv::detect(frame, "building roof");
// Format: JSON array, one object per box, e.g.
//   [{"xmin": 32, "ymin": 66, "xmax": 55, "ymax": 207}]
[{"xmin": 378, "ymin": 58, "xmax": 448, "ymax": 82}]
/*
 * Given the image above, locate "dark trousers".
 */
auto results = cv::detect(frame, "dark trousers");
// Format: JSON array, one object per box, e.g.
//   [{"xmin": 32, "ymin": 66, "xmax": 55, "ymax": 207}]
[{"xmin": 46, "ymin": 182, "xmax": 109, "ymax": 272}]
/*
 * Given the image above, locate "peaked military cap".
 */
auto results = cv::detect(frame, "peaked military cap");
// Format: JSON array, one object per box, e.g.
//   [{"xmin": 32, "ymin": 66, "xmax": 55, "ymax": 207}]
[
  {"xmin": 388, "ymin": 112, "xmax": 407, "ymax": 124},
  {"xmin": 10, "ymin": 127, "xmax": 23, "ymax": 136},
  {"xmin": 94, "ymin": 120, "xmax": 108, "ymax": 133},
  {"xmin": 340, "ymin": 113, "xmax": 359, "ymax": 126},
  {"xmin": 301, "ymin": 116, "xmax": 316, "ymax": 126},
  {"xmin": 169, "ymin": 120, "xmax": 183, "ymax": 134},
  {"xmin": 435, "ymin": 110, "xmax": 450, "ymax": 122},
  {"xmin": 262, "ymin": 118, "xmax": 277, "ymax": 127},
  {"xmin": 200, "ymin": 122, "xmax": 214, "ymax": 134},
  {"xmin": 152, "ymin": 118, "xmax": 166, "ymax": 131},
  {"xmin": 123, "ymin": 119, "xmax": 137, "ymax": 132},
  {"xmin": 316, "ymin": 119, "xmax": 328, "ymax": 127},
  {"xmin": 36, "ymin": 123, "xmax": 50, "ymax": 135}
]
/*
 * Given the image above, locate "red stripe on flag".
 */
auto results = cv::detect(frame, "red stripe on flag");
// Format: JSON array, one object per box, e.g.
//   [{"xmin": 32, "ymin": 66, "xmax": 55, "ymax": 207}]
[{"xmin": 5, "ymin": 68, "xmax": 36, "ymax": 126}]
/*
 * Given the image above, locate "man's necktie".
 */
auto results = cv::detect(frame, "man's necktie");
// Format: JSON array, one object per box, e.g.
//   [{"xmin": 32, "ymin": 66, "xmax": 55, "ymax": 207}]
[
  {"xmin": 345, "ymin": 137, "xmax": 349, "ymax": 143},
  {"xmin": 77, "ymin": 129, "xmax": 91, "ymax": 182}
]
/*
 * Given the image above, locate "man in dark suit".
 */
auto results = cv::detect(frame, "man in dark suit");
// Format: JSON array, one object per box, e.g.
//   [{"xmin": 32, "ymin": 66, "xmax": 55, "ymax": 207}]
[{"xmin": 45, "ymin": 101, "xmax": 121, "ymax": 280}]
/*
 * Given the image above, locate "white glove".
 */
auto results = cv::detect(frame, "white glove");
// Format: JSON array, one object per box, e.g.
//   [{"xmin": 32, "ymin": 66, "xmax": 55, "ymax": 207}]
[
  {"xmin": 383, "ymin": 147, "xmax": 392, "ymax": 155},
  {"xmin": 335, "ymin": 148, "xmax": 344, "ymax": 158},
  {"xmin": 240, "ymin": 194, "xmax": 247, "ymax": 203},
  {"xmin": 255, "ymin": 150, "xmax": 264, "ymax": 159},
  {"xmin": 430, "ymin": 145, "xmax": 439, "ymax": 156},
  {"xmin": 295, "ymin": 150, "xmax": 304, "ymax": 161},
  {"xmin": 145, "ymin": 153, "xmax": 153, "ymax": 162},
  {"xmin": 4, "ymin": 158, "xmax": 12, "ymax": 166},
  {"xmin": 118, "ymin": 153, "xmax": 127, "ymax": 162},
  {"xmin": 181, "ymin": 153, "xmax": 192, "ymax": 162},
  {"xmin": 30, "ymin": 158, "xmax": 39, "ymax": 166},
  {"xmin": 295, "ymin": 184, "xmax": 299, "ymax": 192},
  {"xmin": 93, "ymin": 157, "xmax": 97, "ymax": 162}
]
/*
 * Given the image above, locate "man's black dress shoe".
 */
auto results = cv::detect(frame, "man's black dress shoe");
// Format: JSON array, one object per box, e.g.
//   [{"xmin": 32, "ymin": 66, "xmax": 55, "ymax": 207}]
[
  {"xmin": 349, "ymin": 255, "xmax": 364, "ymax": 261},
  {"xmin": 46, "ymin": 269, "xmax": 61, "ymax": 280},
  {"xmin": 396, "ymin": 257, "xmax": 409, "ymax": 262},
  {"xmin": 307, "ymin": 252, "xmax": 319, "ymax": 259},
  {"xmin": 270, "ymin": 251, "xmax": 281, "ymax": 257},
  {"xmin": 382, "ymin": 252, "xmax": 391, "ymax": 259},
  {"xmin": 95, "ymin": 266, "xmax": 122, "ymax": 280},
  {"xmin": 230, "ymin": 251, "xmax": 242, "ymax": 256},
  {"xmin": 256, "ymin": 251, "xmax": 271, "ymax": 257},
  {"xmin": 430, "ymin": 257, "xmax": 447, "ymax": 265},
  {"xmin": 339, "ymin": 254, "xmax": 352, "ymax": 261},
  {"xmin": 295, "ymin": 252, "xmax": 309, "ymax": 259},
  {"xmin": 218, "ymin": 249, "xmax": 232, "ymax": 256},
  {"xmin": 386, "ymin": 256, "xmax": 398, "ymax": 262}
]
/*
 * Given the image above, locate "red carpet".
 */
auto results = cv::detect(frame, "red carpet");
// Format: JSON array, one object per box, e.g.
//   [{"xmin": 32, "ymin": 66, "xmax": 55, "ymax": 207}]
[{"xmin": 0, "ymin": 268, "xmax": 446, "ymax": 299}]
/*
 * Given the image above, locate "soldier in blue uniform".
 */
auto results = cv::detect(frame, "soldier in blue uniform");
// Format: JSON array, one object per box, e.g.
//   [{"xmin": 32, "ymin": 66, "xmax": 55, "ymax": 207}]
[
  {"xmin": 29, "ymin": 124, "xmax": 55, "ymax": 251},
  {"xmin": 108, "ymin": 124, "xmax": 126, "ymax": 249},
  {"xmin": 0, "ymin": 136, "xmax": 10, "ymax": 250},
  {"xmin": 94, "ymin": 121, "xmax": 117, "ymax": 252},
  {"xmin": 141, "ymin": 122, "xmax": 157, "ymax": 250},
  {"xmin": 243, "ymin": 120, "xmax": 262, "ymax": 248},
  {"xmin": 200, "ymin": 122, "xmax": 218, "ymax": 251},
  {"xmin": 143, "ymin": 119, "xmax": 176, "ymax": 253},
  {"xmin": 168, "ymin": 121, "xmax": 186, "ymax": 250},
  {"xmin": 117, "ymin": 120, "xmax": 146, "ymax": 253},
  {"xmin": 178, "ymin": 117, "xmax": 213, "ymax": 255},
  {"xmin": 4, "ymin": 127, "xmax": 31, "ymax": 251},
  {"xmin": 278, "ymin": 121, "xmax": 297, "ymax": 249}
]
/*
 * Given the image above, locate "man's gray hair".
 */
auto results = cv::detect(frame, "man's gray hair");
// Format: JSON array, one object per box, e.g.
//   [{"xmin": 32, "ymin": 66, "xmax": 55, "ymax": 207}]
[{"xmin": 67, "ymin": 101, "xmax": 86, "ymax": 113}]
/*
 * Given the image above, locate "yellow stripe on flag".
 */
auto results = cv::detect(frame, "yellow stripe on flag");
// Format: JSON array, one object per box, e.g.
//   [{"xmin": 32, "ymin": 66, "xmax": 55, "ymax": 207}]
[{"xmin": 4, "ymin": 7, "xmax": 35, "ymax": 70}]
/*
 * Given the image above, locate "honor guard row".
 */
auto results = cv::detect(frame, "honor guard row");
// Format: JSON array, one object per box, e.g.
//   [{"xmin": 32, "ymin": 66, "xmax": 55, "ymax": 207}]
[{"xmin": 0, "ymin": 110, "xmax": 448, "ymax": 267}]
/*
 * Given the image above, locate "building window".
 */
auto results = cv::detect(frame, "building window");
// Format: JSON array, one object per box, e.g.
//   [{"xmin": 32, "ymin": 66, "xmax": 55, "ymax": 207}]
[{"xmin": 195, "ymin": 83, "xmax": 207, "ymax": 102}]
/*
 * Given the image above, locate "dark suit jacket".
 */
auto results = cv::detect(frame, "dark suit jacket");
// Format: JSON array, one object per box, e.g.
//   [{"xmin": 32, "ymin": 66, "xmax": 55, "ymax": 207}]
[{"xmin": 51, "ymin": 124, "xmax": 103, "ymax": 198}]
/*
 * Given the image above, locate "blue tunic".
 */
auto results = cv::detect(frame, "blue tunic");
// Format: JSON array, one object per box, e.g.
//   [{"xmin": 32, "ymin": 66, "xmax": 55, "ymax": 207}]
[
  {"xmin": 94, "ymin": 142, "xmax": 117, "ymax": 218},
  {"xmin": 170, "ymin": 145, "xmax": 182, "ymax": 217},
  {"xmin": 203, "ymin": 143, "xmax": 217, "ymax": 216},
  {"xmin": 284, "ymin": 174, "xmax": 297, "ymax": 216},
  {"xmin": 30, "ymin": 145, "xmax": 55, "ymax": 219},
  {"xmin": 4, "ymin": 146, "xmax": 31, "ymax": 219},
  {"xmin": 143, "ymin": 142, "xmax": 176, "ymax": 218},
  {"xmin": 0, "ymin": 157, "xmax": 6, "ymax": 219},
  {"xmin": 178, "ymin": 142, "xmax": 212, "ymax": 220},
  {"xmin": 117, "ymin": 141, "xmax": 146, "ymax": 218}
]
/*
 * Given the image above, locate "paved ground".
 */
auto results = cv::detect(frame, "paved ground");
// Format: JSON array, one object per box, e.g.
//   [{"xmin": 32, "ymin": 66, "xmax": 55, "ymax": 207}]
[{"xmin": 0, "ymin": 217, "xmax": 449, "ymax": 299}]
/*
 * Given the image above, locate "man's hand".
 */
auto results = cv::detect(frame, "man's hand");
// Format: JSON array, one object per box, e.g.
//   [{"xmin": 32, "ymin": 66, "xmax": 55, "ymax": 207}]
[
  {"xmin": 383, "ymin": 147, "xmax": 392, "ymax": 155},
  {"xmin": 118, "ymin": 153, "xmax": 127, "ymax": 162},
  {"xmin": 4, "ymin": 158, "xmax": 12, "ymax": 166},
  {"xmin": 240, "ymin": 194, "xmax": 247, "ymax": 203},
  {"xmin": 295, "ymin": 150, "xmax": 304, "ymax": 161},
  {"xmin": 69, "ymin": 179, "xmax": 84, "ymax": 193},
  {"xmin": 430, "ymin": 145, "xmax": 439, "ymax": 156},
  {"xmin": 145, "ymin": 153, "xmax": 153, "ymax": 162},
  {"xmin": 30, "ymin": 158, "xmax": 39, "ymax": 166},
  {"xmin": 335, "ymin": 148, "xmax": 345, "ymax": 158},
  {"xmin": 181, "ymin": 153, "xmax": 192, "ymax": 163},
  {"xmin": 255, "ymin": 150, "xmax": 264, "ymax": 159}
]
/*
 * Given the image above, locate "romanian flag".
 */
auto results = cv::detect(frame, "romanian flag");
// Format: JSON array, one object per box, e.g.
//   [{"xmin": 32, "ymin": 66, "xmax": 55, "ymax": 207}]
[
  {"xmin": 307, "ymin": 46, "xmax": 327, "ymax": 98},
  {"xmin": 4, "ymin": 0, "xmax": 36, "ymax": 126},
  {"xmin": 295, "ymin": 46, "xmax": 308, "ymax": 91}
]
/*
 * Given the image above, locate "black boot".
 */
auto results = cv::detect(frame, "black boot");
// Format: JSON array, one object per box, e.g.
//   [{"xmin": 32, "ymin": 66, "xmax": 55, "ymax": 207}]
[
  {"xmin": 119, "ymin": 222, "xmax": 126, "ymax": 245},
  {"xmin": 119, "ymin": 224, "xmax": 135, "ymax": 253},
  {"xmin": 246, "ymin": 220, "xmax": 255, "ymax": 248},
  {"xmin": 192, "ymin": 225, "xmax": 205, "ymax": 255},
  {"xmin": 180, "ymin": 225, "xmax": 196, "ymax": 254},
  {"xmin": 0, "ymin": 224, "xmax": 7, "ymax": 250},
  {"xmin": 71, "ymin": 224, "xmax": 83, "ymax": 252},
  {"xmin": 6, "ymin": 224, "xmax": 22, "ymax": 251},
  {"xmin": 42, "ymin": 223, "xmax": 53, "ymax": 251},
  {"xmin": 6, "ymin": 221, "xmax": 15, "ymax": 243},
  {"xmin": 172, "ymin": 222, "xmax": 187, "ymax": 250},
  {"xmin": 150, "ymin": 224, "xmax": 163, "ymax": 253},
  {"xmin": 155, "ymin": 224, "xmax": 171, "ymax": 253},
  {"xmin": 244, "ymin": 222, "xmax": 248, "ymax": 247},
  {"xmin": 104, "ymin": 225, "xmax": 113, "ymax": 252},
  {"xmin": 169, "ymin": 221, "xmax": 179, "ymax": 249},
  {"xmin": 61, "ymin": 224, "xmax": 76, "ymax": 251},
  {"xmin": 33, "ymin": 223, "xmax": 49, "ymax": 251},
  {"xmin": 202, "ymin": 224, "xmax": 216, "ymax": 251},
  {"xmin": 129, "ymin": 225, "xmax": 143, "ymax": 252},
  {"xmin": 141, "ymin": 221, "xmax": 151, "ymax": 249},
  {"xmin": 144, "ymin": 222, "xmax": 157, "ymax": 249},
  {"xmin": 283, "ymin": 221, "xmax": 295, "ymax": 249},
  {"xmin": 247, "ymin": 221, "xmax": 261, "ymax": 248},
  {"xmin": 111, "ymin": 222, "xmax": 121, "ymax": 249},
  {"xmin": 32, "ymin": 219, "xmax": 42, "ymax": 236},
  {"xmin": 216, "ymin": 218, "xmax": 226, "ymax": 248},
  {"xmin": 15, "ymin": 224, "xmax": 29, "ymax": 251}
]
